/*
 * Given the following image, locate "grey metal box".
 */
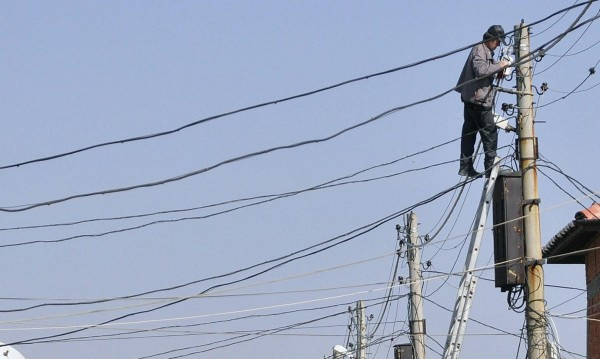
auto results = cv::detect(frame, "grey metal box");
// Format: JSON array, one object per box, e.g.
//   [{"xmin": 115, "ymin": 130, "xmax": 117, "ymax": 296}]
[
  {"xmin": 394, "ymin": 344, "xmax": 413, "ymax": 359},
  {"xmin": 492, "ymin": 171, "xmax": 525, "ymax": 291}
]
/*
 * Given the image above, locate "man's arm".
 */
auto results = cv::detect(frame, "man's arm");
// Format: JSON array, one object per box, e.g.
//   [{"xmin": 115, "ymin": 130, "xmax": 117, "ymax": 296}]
[{"xmin": 472, "ymin": 45, "xmax": 507, "ymax": 77}]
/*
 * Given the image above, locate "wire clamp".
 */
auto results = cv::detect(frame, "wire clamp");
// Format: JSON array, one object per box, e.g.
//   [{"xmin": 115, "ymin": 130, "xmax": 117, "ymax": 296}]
[
  {"xmin": 523, "ymin": 257, "xmax": 546, "ymax": 266},
  {"xmin": 523, "ymin": 198, "xmax": 541, "ymax": 206},
  {"xmin": 494, "ymin": 86, "xmax": 532, "ymax": 96}
]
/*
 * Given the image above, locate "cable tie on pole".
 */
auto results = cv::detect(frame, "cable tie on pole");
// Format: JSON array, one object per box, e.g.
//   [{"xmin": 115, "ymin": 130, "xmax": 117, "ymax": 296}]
[
  {"xmin": 524, "ymin": 258, "xmax": 547, "ymax": 267},
  {"xmin": 523, "ymin": 198, "xmax": 541, "ymax": 206}
]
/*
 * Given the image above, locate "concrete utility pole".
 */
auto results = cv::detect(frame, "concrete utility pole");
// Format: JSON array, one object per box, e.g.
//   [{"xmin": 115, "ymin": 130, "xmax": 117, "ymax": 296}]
[
  {"xmin": 515, "ymin": 22, "xmax": 549, "ymax": 359},
  {"xmin": 356, "ymin": 300, "xmax": 367, "ymax": 359},
  {"xmin": 407, "ymin": 212, "xmax": 426, "ymax": 359}
]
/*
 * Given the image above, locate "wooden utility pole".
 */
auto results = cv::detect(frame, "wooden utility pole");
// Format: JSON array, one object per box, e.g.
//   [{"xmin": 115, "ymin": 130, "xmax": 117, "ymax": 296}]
[
  {"xmin": 407, "ymin": 212, "xmax": 426, "ymax": 359},
  {"xmin": 356, "ymin": 300, "xmax": 367, "ymax": 359},
  {"xmin": 515, "ymin": 22, "xmax": 549, "ymax": 359}
]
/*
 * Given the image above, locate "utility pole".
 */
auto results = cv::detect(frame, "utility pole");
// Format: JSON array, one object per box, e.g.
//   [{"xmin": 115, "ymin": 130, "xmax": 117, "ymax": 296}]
[
  {"xmin": 515, "ymin": 22, "xmax": 549, "ymax": 359},
  {"xmin": 407, "ymin": 212, "xmax": 426, "ymax": 359},
  {"xmin": 356, "ymin": 300, "xmax": 367, "ymax": 359}
]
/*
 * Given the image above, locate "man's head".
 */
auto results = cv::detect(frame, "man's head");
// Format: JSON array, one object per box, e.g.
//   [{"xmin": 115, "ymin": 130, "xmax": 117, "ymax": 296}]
[{"xmin": 483, "ymin": 25, "xmax": 505, "ymax": 50}]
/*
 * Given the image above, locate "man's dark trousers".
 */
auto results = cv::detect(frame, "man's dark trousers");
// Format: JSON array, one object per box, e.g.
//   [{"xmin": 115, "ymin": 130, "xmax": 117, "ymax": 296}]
[{"xmin": 460, "ymin": 102, "xmax": 498, "ymax": 172}]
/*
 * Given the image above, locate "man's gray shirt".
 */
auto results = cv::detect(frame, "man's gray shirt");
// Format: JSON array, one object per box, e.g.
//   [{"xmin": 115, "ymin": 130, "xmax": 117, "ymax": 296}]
[{"xmin": 456, "ymin": 43, "xmax": 503, "ymax": 109}]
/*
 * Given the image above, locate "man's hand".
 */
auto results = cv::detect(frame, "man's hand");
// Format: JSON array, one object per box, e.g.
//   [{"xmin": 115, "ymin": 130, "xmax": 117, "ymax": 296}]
[{"xmin": 496, "ymin": 60, "xmax": 511, "ymax": 79}]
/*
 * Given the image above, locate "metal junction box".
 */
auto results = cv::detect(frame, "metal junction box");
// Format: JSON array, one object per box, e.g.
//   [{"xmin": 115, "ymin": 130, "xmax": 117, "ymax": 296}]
[
  {"xmin": 394, "ymin": 344, "xmax": 414, "ymax": 359},
  {"xmin": 492, "ymin": 171, "xmax": 525, "ymax": 291}
]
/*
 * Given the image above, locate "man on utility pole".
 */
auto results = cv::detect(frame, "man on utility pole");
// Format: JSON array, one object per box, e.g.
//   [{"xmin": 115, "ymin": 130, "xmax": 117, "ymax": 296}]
[
  {"xmin": 514, "ymin": 22, "xmax": 549, "ymax": 359},
  {"xmin": 456, "ymin": 25, "xmax": 510, "ymax": 178}
]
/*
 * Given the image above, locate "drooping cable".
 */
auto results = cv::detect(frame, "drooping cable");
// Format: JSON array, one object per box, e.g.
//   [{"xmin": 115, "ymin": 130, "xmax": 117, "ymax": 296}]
[
  {"xmin": 2, "ymin": 10, "xmax": 598, "ymax": 213},
  {"xmin": 2, "ymin": 178, "xmax": 481, "ymax": 347},
  {"xmin": 4, "ymin": 1, "xmax": 593, "ymax": 172},
  {"xmin": 535, "ymin": 7, "xmax": 599, "ymax": 75}
]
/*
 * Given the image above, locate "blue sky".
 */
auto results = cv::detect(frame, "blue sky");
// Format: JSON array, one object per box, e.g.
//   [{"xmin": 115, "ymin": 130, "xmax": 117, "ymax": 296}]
[{"xmin": 1, "ymin": 1, "xmax": 599, "ymax": 358}]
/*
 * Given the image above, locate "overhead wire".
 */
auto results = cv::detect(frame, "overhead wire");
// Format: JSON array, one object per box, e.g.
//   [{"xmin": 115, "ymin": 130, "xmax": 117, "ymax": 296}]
[
  {"xmin": 2, "ymin": 8, "xmax": 599, "ymax": 213},
  {"xmin": 423, "ymin": 154, "xmax": 515, "ymax": 299},
  {"xmin": 2, "ymin": 3, "xmax": 596, "ymax": 358},
  {"xmin": 538, "ymin": 166, "xmax": 591, "ymax": 210},
  {"xmin": 1, "ymin": 144, "xmax": 512, "ymax": 318},
  {"xmin": 547, "ymin": 290, "xmax": 586, "ymax": 312},
  {"xmin": 16, "ymin": 300, "xmax": 358, "ymax": 346},
  {"xmin": 0, "ymin": 251, "xmax": 396, "ymax": 317},
  {"xmin": 168, "ymin": 9, "xmax": 600, "ymax": 358},
  {"xmin": 421, "ymin": 296, "xmax": 521, "ymax": 339},
  {"xmin": 530, "ymin": 0, "xmax": 580, "ymax": 38},
  {"xmin": 534, "ymin": 4, "xmax": 597, "ymax": 75},
  {"xmin": 5, "ymin": 153, "xmax": 536, "ymax": 338},
  {"xmin": 547, "ymin": 80, "xmax": 600, "ymax": 93},
  {"xmin": 545, "ymin": 38, "xmax": 600, "ymax": 57},
  {"xmin": 0, "ymin": 157, "xmax": 460, "ymax": 249},
  {"xmin": 9, "ymin": 237, "xmax": 594, "ymax": 350},
  {"xmin": 2, "ymin": 178, "xmax": 482, "ymax": 347},
  {"xmin": 147, "ymin": 311, "xmax": 349, "ymax": 359},
  {"xmin": 0, "ymin": 126, "xmax": 465, "ymax": 234},
  {"xmin": 4, "ymin": 292, "xmax": 401, "ymax": 342},
  {"xmin": 18, "ymin": 208, "xmax": 584, "ymax": 352},
  {"xmin": 538, "ymin": 157, "xmax": 600, "ymax": 201},
  {"xmin": 2, "ymin": 1, "xmax": 592, "ymax": 172},
  {"xmin": 0, "ymin": 78, "xmax": 510, "ymax": 214},
  {"xmin": 537, "ymin": 57, "xmax": 599, "ymax": 108},
  {"xmin": 366, "ymin": 230, "xmax": 402, "ymax": 338},
  {"xmin": 135, "ymin": 295, "xmax": 400, "ymax": 359},
  {"xmin": 0, "ymin": 102, "xmax": 478, "ymax": 213}
]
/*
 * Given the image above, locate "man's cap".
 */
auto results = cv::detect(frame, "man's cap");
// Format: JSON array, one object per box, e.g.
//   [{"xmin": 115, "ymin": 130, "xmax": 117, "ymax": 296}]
[{"xmin": 483, "ymin": 25, "xmax": 506, "ymax": 43}]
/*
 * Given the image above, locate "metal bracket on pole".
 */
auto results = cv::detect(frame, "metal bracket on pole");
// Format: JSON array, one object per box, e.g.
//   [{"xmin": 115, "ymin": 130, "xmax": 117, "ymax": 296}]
[
  {"xmin": 409, "ymin": 320, "xmax": 427, "ymax": 335},
  {"xmin": 523, "ymin": 257, "xmax": 547, "ymax": 267},
  {"xmin": 523, "ymin": 198, "xmax": 541, "ymax": 206},
  {"xmin": 494, "ymin": 86, "xmax": 533, "ymax": 96},
  {"xmin": 518, "ymin": 136, "xmax": 539, "ymax": 160}
]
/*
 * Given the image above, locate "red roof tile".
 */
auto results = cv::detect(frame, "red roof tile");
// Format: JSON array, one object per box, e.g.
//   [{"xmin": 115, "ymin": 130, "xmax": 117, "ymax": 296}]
[{"xmin": 575, "ymin": 202, "xmax": 600, "ymax": 220}]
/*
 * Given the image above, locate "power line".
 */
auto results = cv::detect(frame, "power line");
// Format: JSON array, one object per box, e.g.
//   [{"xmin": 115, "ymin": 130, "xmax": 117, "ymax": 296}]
[
  {"xmin": 1, "ymin": 177, "xmax": 479, "ymax": 347},
  {"xmin": 0, "ymin": 252, "xmax": 395, "ymax": 316},
  {"xmin": 538, "ymin": 157, "xmax": 600, "ymax": 201},
  {"xmin": 2, "ymin": 12, "xmax": 596, "ymax": 213},
  {"xmin": 0, "ymin": 25, "xmax": 516, "ymax": 172},
  {"xmin": 0, "ymin": 103, "xmax": 459, "ymax": 212},
  {"xmin": 1, "ymin": 128, "xmax": 462, "ymax": 232},
  {"xmin": 8, "ymin": 301, "xmax": 357, "ymax": 345},
  {"xmin": 0, "ymin": 159, "xmax": 458, "ymax": 249},
  {"xmin": 538, "ymin": 57, "xmax": 599, "ymax": 108},
  {"xmin": 534, "ymin": 3, "xmax": 597, "ymax": 75},
  {"xmin": 6, "ymin": 0, "xmax": 588, "ymax": 172},
  {"xmin": 2, "ymin": 3, "xmax": 596, "ymax": 358}
]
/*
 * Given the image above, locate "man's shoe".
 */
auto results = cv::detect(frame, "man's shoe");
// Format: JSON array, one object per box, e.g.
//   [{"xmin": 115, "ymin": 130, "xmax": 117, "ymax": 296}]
[{"xmin": 458, "ymin": 167, "xmax": 482, "ymax": 178}]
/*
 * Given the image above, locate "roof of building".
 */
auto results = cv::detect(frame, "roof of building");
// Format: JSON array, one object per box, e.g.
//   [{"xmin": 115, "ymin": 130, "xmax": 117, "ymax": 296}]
[{"xmin": 543, "ymin": 203, "xmax": 600, "ymax": 264}]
